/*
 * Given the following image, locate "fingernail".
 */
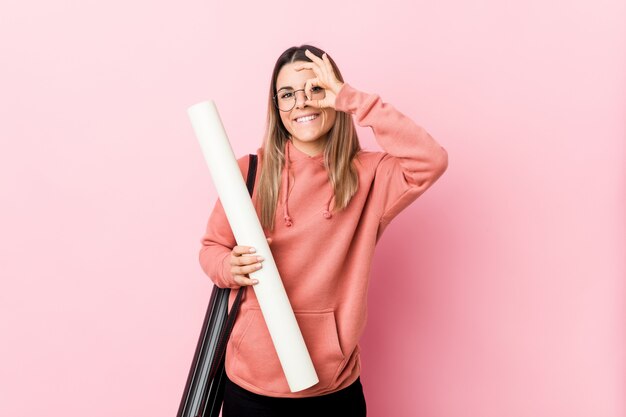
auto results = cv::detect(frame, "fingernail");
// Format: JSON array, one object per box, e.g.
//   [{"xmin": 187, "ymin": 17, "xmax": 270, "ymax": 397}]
[
  {"xmin": 249, "ymin": 247, "xmax": 256, "ymax": 253},
  {"xmin": 256, "ymin": 264, "xmax": 263, "ymax": 269},
  {"xmin": 252, "ymin": 279, "xmax": 259, "ymax": 285},
  {"xmin": 257, "ymin": 256, "xmax": 265, "ymax": 261}
]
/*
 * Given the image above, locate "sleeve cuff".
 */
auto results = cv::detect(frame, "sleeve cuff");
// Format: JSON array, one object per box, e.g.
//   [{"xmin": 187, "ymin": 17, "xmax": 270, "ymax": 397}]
[{"xmin": 220, "ymin": 251, "xmax": 238, "ymax": 288}]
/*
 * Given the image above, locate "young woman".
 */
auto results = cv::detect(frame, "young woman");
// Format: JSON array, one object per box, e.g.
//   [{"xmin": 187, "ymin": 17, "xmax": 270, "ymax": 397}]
[{"xmin": 199, "ymin": 45, "xmax": 448, "ymax": 417}]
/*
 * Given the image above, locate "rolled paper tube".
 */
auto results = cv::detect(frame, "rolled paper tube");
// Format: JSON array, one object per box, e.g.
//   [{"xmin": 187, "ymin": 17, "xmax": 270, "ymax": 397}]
[{"xmin": 187, "ymin": 100, "xmax": 319, "ymax": 392}]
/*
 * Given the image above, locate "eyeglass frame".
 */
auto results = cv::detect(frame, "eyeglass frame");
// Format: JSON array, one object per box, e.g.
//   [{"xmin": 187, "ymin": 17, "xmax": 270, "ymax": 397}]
[{"xmin": 272, "ymin": 87, "xmax": 325, "ymax": 112}]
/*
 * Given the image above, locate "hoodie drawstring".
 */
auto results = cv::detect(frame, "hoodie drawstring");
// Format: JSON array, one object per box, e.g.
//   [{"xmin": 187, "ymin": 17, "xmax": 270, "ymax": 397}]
[
  {"xmin": 282, "ymin": 142, "xmax": 293, "ymax": 227},
  {"xmin": 322, "ymin": 194, "xmax": 333, "ymax": 219}
]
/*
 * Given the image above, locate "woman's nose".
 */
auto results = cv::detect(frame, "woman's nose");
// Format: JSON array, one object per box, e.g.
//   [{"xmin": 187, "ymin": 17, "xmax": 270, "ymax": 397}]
[{"xmin": 294, "ymin": 90, "xmax": 308, "ymax": 109}]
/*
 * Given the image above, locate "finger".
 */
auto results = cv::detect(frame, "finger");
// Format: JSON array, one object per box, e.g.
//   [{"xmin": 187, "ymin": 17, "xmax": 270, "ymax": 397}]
[
  {"xmin": 297, "ymin": 53, "xmax": 326, "ymax": 76},
  {"xmin": 233, "ymin": 261, "xmax": 263, "ymax": 275},
  {"xmin": 232, "ymin": 245, "xmax": 256, "ymax": 255},
  {"xmin": 295, "ymin": 63, "xmax": 324, "ymax": 80},
  {"xmin": 322, "ymin": 53, "xmax": 335, "ymax": 76},
  {"xmin": 304, "ymin": 78, "xmax": 325, "ymax": 100},
  {"xmin": 294, "ymin": 62, "xmax": 315, "ymax": 71},
  {"xmin": 231, "ymin": 254, "xmax": 264, "ymax": 266},
  {"xmin": 296, "ymin": 61, "xmax": 324, "ymax": 81},
  {"xmin": 304, "ymin": 94, "xmax": 324, "ymax": 108},
  {"xmin": 304, "ymin": 96, "xmax": 327, "ymax": 108},
  {"xmin": 233, "ymin": 275, "xmax": 259, "ymax": 286},
  {"xmin": 266, "ymin": 237, "xmax": 273, "ymax": 245},
  {"xmin": 304, "ymin": 78, "xmax": 316, "ymax": 100},
  {"xmin": 304, "ymin": 98, "xmax": 322, "ymax": 108},
  {"xmin": 305, "ymin": 49, "xmax": 325, "ymax": 65}
]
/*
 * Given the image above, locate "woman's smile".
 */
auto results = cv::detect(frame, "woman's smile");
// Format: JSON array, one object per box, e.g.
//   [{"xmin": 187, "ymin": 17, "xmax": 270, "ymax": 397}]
[{"xmin": 293, "ymin": 113, "xmax": 320, "ymax": 123}]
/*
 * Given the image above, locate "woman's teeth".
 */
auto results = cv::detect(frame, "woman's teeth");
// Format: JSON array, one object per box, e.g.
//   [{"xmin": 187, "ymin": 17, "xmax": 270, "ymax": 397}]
[{"xmin": 296, "ymin": 114, "xmax": 319, "ymax": 123}]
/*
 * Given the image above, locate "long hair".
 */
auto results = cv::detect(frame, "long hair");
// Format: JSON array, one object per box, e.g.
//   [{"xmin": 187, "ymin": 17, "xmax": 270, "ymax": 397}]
[{"xmin": 258, "ymin": 45, "xmax": 361, "ymax": 231}]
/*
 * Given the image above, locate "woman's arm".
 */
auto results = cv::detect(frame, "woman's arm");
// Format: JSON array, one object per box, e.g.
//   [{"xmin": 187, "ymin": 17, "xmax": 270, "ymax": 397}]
[
  {"xmin": 291, "ymin": 48, "xmax": 447, "ymax": 235},
  {"xmin": 335, "ymin": 83, "xmax": 449, "ymax": 234},
  {"xmin": 199, "ymin": 197, "xmax": 239, "ymax": 288}
]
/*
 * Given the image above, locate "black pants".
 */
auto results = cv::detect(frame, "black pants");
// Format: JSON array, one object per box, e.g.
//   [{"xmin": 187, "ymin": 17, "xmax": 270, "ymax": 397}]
[{"xmin": 222, "ymin": 376, "xmax": 367, "ymax": 417}]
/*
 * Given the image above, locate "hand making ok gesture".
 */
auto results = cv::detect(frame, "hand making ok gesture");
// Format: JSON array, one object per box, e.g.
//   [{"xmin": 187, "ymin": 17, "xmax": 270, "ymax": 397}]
[{"xmin": 293, "ymin": 49, "xmax": 345, "ymax": 109}]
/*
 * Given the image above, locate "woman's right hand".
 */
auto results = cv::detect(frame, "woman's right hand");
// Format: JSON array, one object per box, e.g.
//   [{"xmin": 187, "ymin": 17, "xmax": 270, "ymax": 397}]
[{"xmin": 230, "ymin": 238, "xmax": 272, "ymax": 286}]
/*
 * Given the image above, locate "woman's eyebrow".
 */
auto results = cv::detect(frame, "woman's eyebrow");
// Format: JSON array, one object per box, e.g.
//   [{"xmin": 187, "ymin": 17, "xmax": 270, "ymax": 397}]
[{"xmin": 276, "ymin": 86, "xmax": 294, "ymax": 92}]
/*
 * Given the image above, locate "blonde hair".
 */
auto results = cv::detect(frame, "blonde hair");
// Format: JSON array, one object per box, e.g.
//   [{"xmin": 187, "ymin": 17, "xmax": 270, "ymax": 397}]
[{"xmin": 258, "ymin": 45, "xmax": 361, "ymax": 231}]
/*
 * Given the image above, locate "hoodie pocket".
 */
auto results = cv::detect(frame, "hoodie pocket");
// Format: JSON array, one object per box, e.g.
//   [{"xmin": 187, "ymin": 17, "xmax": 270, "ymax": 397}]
[{"xmin": 230, "ymin": 308, "xmax": 346, "ymax": 394}]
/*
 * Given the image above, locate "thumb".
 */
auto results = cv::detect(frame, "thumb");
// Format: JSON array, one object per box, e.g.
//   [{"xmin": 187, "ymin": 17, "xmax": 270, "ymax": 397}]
[{"xmin": 304, "ymin": 98, "xmax": 328, "ymax": 109}]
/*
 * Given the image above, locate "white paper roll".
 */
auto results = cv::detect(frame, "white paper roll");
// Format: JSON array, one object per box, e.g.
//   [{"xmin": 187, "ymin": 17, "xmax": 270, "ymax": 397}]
[{"xmin": 188, "ymin": 100, "xmax": 319, "ymax": 392}]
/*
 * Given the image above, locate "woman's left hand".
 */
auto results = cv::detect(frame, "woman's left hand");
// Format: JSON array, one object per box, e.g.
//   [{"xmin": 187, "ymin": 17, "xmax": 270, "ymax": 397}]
[{"xmin": 294, "ymin": 49, "xmax": 345, "ymax": 109}]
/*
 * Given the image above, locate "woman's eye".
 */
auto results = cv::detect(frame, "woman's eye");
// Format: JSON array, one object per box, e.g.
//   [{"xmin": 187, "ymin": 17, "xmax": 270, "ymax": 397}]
[
  {"xmin": 311, "ymin": 86, "xmax": 323, "ymax": 92},
  {"xmin": 280, "ymin": 92, "xmax": 293, "ymax": 99}
]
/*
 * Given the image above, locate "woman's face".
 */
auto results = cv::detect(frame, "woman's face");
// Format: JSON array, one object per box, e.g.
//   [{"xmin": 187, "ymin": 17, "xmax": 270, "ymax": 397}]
[{"xmin": 275, "ymin": 62, "xmax": 336, "ymax": 155}]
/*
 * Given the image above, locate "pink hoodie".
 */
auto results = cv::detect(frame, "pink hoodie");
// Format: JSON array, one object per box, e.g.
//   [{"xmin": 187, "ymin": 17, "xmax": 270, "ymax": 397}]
[{"xmin": 199, "ymin": 83, "xmax": 448, "ymax": 397}]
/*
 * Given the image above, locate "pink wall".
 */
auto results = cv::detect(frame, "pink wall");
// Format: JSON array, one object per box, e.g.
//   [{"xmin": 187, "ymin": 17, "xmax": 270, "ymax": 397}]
[{"xmin": 0, "ymin": 0, "xmax": 623, "ymax": 416}]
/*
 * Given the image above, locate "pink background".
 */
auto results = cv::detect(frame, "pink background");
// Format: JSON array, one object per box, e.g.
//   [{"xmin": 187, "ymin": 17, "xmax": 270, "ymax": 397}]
[{"xmin": 0, "ymin": 0, "xmax": 624, "ymax": 416}]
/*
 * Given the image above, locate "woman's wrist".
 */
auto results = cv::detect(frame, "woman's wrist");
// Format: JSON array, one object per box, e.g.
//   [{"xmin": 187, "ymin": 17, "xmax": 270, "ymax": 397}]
[{"xmin": 333, "ymin": 81, "xmax": 345, "ymax": 96}]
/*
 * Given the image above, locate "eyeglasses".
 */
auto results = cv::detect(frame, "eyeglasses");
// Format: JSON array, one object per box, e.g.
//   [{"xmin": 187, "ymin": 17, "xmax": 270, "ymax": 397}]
[{"xmin": 273, "ymin": 87, "xmax": 326, "ymax": 112}]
